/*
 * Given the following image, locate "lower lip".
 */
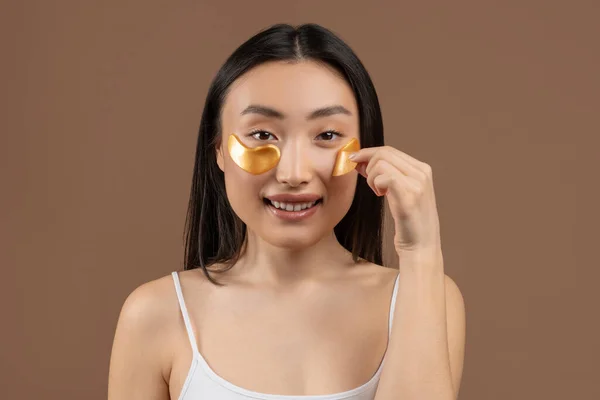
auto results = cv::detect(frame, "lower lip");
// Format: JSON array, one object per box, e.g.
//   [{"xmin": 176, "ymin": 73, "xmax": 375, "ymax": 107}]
[{"xmin": 265, "ymin": 201, "xmax": 321, "ymax": 221}]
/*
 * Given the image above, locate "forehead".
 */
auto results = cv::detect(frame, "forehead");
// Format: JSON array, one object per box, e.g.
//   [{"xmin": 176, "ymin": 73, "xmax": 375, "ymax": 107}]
[{"xmin": 222, "ymin": 60, "xmax": 358, "ymax": 120}]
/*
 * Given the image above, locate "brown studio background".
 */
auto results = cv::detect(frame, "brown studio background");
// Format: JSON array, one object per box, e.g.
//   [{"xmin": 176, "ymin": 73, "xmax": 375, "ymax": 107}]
[{"xmin": 1, "ymin": 1, "xmax": 598, "ymax": 399}]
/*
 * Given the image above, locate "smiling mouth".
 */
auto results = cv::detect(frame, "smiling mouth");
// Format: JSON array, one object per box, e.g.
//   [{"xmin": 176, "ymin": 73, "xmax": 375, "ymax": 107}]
[{"xmin": 263, "ymin": 198, "xmax": 323, "ymax": 212}]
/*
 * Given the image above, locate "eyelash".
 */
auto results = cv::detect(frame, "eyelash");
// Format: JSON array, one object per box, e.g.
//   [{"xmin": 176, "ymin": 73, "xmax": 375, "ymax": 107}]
[{"xmin": 248, "ymin": 129, "xmax": 344, "ymax": 141}]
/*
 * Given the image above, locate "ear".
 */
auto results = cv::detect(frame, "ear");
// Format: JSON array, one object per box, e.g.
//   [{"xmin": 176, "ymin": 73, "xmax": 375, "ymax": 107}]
[{"xmin": 216, "ymin": 136, "xmax": 225, "ymax": 172}]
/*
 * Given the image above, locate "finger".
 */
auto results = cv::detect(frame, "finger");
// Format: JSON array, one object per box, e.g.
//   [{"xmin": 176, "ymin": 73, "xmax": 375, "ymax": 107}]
[
  {"xmin": 366, "ymin": 159, "xmax": 421, "ymax": 193},
  {"xmin": 347, "ymin": 147, "xmax": 378, "ymax": 163},
  {"xmin": 366, "ymin": 160, "xmax": 389, "ymax": 196},
  {"xmin": 355, "ymin": 162, "xmax": 368, "ymax": 178},
  {"xmin": 376, "ymin": 145, "xmax": 429, "ymax": 171},
  {"xmin": 366, "ymin": 148, "xmax": 426, "ymax": 182},
  {"xmin": 372, "ymin": 173, "xmax": 413, "ymax": 211},
  {"xmin": 351, "ymin": 146, "xmax": 431, "ymax": 180},
  {"xmin": 372, "ymin": 174, "xmax": 391, "ymax": 197},
  {"xmin": 367, "ymin": 159, "xmax": 420, "ymax": 197},
  {"xmin": 372, "ymin": 173, "xmax": 416, "ymax": 218}
]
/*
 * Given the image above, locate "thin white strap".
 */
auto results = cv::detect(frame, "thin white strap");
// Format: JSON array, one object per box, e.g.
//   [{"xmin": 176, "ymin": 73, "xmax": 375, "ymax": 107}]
[
  {"xmin": 171, "ymin": 272, "xmax": 199, "ymax": 354},
  {"xmin": 388, "ymin": 273, "xmax": 400, "ymax": 335}
]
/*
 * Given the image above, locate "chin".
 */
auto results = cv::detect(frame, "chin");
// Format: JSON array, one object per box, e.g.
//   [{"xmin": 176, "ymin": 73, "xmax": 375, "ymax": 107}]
[{"xmin": 261, "ymin": 229, "xmax": 326, "ymax": 251}]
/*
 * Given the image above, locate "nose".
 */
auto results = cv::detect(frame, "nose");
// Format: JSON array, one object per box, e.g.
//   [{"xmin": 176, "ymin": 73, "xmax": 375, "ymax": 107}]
[{"xmin": 275, "ymin": 141, "xmax": 313, "ymax": 187}]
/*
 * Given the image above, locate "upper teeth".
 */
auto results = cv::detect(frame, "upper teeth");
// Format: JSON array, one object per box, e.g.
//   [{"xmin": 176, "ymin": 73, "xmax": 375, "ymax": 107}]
[{"xmin": 269, "ymin": 200, "xmax": 317, "ymax": 211}]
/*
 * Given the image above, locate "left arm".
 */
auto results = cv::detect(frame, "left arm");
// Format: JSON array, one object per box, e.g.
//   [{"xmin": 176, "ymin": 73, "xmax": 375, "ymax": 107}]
[{"xmin": 349, "ymin": 146, "xmax": 466, "ymax": 399}]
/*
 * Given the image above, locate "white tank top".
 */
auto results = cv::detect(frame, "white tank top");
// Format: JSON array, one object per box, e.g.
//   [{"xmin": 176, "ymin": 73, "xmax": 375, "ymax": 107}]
[{"xmin": 171, "ymin": 271, "xmax": 401, "ymax": 400}]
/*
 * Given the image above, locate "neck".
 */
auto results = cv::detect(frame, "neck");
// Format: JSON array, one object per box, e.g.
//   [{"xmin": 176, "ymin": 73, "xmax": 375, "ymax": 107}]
[{"xmin": 233, "ymin": 230, "xmax": 356, "ymax": 287}]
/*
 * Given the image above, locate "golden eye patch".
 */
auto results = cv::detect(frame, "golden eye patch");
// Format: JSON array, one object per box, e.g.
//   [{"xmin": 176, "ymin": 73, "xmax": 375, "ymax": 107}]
[
  {"xmin": 332, "ymin": 138, "xmax": 360, "ymax": 176},
  {"xmin": 227, "ymin": 133, "xmax": 360, "ymax": 176},
  {"xmin": 227, "ymin": 133, "xmax": 281, "ymax": 175}
]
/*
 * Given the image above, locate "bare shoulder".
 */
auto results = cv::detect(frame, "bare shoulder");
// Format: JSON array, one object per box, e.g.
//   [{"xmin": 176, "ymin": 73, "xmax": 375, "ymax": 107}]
[
  {"xmin": 443, "ymin": 274, "xmax": 465, "ymax": 307},
  {"xmin": 442, "ymin": 274, "xmax": 466, "ymax": 330},
  {"xmin": 117, "ymin": 273, "xmax": 181, "ymax": 334},
  {"xmin": 354, "ymin": 260, "xmax": 400, "ymax": 288},
  {"xmin": 108, "ymin": 273, "xmax": 183, "ymax": 399}
]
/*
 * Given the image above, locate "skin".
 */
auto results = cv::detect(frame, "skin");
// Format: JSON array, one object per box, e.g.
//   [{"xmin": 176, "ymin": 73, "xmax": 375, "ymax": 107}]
[{"xmin": 108, "ymin": 60, "xmax": 465, "ymax": 400}]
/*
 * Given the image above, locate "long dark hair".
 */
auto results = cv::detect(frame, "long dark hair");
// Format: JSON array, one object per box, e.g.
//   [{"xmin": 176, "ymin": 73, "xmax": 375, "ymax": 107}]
[{"xmin": 183, "ymin": 23, "xmax": 385, "ymax": 286}]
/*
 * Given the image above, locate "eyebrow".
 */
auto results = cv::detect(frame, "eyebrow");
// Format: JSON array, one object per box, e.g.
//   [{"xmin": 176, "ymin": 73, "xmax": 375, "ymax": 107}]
[{"xmin": 240, "ymin": 104, "xmax": 352, "ymax": 120}]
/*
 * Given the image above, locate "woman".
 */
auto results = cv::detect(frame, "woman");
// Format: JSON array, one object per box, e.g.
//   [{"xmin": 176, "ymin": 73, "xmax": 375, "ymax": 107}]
[{"xmin": 108, "ymin": 23, "xmax": 465, "ymax": 400}]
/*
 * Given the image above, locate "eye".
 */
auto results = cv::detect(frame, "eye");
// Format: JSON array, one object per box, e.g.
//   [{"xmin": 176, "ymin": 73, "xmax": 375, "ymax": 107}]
[
  {"xmin": 316, "ymin": 130, "xmax": 343, "ymax": 141},
  {"xmin": 249, "ymin": 129, "xmax": 276, "ymax": 141}
]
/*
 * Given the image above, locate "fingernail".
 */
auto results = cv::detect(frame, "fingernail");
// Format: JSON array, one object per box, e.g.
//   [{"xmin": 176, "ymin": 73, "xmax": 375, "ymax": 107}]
[{"xmin": 348, "ymin": 153, "xmax": 356, "ymax": 160}]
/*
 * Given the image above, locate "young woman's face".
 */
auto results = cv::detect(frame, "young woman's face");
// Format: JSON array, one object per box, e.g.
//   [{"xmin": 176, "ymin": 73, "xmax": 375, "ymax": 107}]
[{"xmin": 217, "ymin": 60, "xmax": 360, "ymax": 249}]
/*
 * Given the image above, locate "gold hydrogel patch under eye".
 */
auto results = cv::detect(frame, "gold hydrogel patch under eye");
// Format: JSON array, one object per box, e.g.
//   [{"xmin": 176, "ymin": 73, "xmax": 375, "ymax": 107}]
[
  {"xmin": 332, "ymin": 138, "xmax": 360, "ymax": 176},
  {"xmin": 227, "ymin": 133, "xmax": 281, "ymax": 175}
]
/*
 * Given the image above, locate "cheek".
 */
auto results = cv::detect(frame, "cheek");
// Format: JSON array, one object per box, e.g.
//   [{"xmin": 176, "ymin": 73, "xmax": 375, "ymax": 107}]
[
  {"xmin": 222, "ymin": 160, "xmax": 265, "ymax": 220},
  {"xmin": 309, "ymin": 149, "xmax": 341, "ymax": 177},
  {"xmin": 309, "ymin": 150, "xmax": 357, "ymax": 203},
  {"xmin": 326, "ymin": 172, "xmax": 358, "ymax": 214}
]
